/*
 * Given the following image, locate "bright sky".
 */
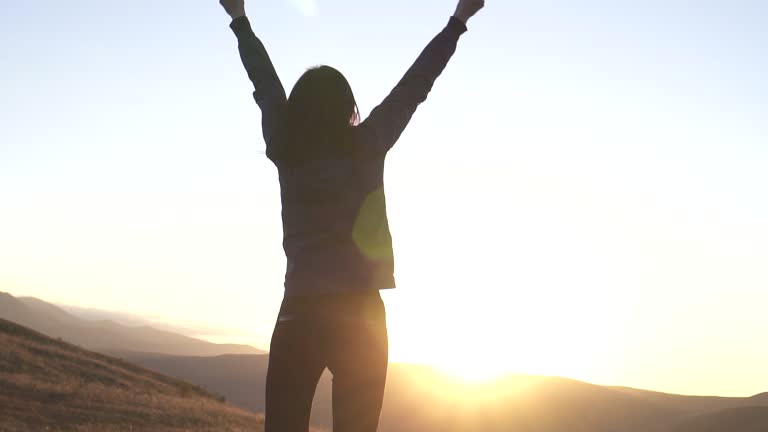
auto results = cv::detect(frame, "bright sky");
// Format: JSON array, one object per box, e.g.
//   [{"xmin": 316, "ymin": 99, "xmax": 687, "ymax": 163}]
[{"xmin": 1, "ymin": 0, "xmax": 767, "ymax": 397}]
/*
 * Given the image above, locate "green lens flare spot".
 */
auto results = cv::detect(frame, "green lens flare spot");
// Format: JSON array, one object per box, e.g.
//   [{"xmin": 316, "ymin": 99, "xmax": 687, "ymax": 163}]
[{"xmin": 352, "ymin": 187, "xmax": 394, "ymax": 260}]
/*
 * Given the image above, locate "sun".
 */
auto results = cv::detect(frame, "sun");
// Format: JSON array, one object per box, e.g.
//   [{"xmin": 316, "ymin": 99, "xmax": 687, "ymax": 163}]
[
  {"xmin": 433, "ymin": 356, "xmax": 513, "ymax": 383},
  {"xmin": 381, "ymin": 282, "xmax": 607, "ymax": 386},
  {"xmin": 383, "ymin": 302, "xmax": 522, "ymax": 383}
]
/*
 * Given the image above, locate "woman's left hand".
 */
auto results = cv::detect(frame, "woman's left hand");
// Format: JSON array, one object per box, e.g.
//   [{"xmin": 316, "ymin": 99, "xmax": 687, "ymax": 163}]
[{"xmin": 220, "ymin": 0, "xmax": 246, "ymax": 19}]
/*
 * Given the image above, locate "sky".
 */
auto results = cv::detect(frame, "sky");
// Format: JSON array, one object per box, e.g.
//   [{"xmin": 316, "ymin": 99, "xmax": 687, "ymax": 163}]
[{"xmin": 1, "ymin": 0, "xmax": 767, "ymax": 397}]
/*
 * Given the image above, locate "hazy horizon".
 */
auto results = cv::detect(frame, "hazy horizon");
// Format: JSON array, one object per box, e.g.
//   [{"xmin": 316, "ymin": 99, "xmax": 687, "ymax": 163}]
[
  {"xmin": 2, "ymin": 0, "xmax": 767, "ymax": 397},
  {"xmin": 6, "ymin": 289, "xmax": 766, "ymax": 400}
]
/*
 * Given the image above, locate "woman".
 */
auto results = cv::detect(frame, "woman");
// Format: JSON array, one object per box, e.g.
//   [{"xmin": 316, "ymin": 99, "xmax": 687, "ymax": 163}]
[{"xmin": 219, "ymin": 0, "xmax": 485, "ymax": 430}]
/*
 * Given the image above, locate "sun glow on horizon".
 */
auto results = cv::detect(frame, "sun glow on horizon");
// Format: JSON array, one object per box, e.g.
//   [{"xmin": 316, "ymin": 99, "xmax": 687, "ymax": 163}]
[{"xmin": 430, "ymin": 356, "xmax": 518, "ymax": 384}]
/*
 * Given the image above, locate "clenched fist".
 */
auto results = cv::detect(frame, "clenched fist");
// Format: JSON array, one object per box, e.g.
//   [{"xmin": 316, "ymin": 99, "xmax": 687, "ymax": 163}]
[
  {"xmin": 453, "ymin": 0, "xmax": 485, "ymax": 24},
  {"xmin": 220, "ymin": 0, "xmax": 246, "ymax": 19}
]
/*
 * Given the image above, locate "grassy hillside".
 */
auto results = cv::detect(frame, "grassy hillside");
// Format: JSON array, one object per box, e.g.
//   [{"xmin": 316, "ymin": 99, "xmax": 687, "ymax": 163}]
[{"xmin": 0, "ymin": 318, "xmax": 265, "ymax": 432}]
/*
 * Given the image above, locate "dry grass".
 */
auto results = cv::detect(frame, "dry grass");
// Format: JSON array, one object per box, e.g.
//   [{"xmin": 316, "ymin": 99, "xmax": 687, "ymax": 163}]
[{"xmin": 0, "ymin": 318, "xmax": 266, "ymax": 431}]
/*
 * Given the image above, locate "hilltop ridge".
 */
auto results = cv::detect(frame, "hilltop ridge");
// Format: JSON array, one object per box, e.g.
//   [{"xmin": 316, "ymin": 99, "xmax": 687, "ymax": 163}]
[
  {"xmin": 0, "ymin": 291, "xmax": 264, "ymax": 357},
  {"xmin": 0, "ymin": 317, "xmax": 265, "ymax": 431}
]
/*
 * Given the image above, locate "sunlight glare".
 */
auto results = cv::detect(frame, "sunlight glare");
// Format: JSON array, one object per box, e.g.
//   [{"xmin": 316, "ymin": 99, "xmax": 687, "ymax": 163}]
[
  {"xmin": 290, "ymin": 0, "xmax": 317, "ymax": 16},
  {"xmin": 434, "ymin": 355, "xmax": 513, "ymax": 383}
]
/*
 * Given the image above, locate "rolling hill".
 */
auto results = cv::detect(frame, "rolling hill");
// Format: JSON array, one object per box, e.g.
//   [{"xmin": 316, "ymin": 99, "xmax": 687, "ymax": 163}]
[
  {"xmin": 0, "ymin": 318, "xmax": 264, "ymax": 432},
  {"xmin": 4, "ymin": 291, "xmax": 766, "ymax": 431},
  {"xmin": 0, "ymin": 292, "xmax": 264, "ymax": 357},
  {"xmin": 118, "ymin": 352, "xmax": 768, "ymax": 432},
  {"xmin": 669, "ymin": 406, "xmax": 768, "ymax": 432}
]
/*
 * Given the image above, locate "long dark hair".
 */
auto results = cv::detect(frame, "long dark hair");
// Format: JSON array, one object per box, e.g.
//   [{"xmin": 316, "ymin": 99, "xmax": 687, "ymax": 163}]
[{"xmin": 268, "ymin": 66, "xmax": 360, "ymax": 162}]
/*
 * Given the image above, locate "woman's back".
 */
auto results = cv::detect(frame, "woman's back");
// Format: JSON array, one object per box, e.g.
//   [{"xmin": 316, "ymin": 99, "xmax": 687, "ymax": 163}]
[
  {"xmin": 276, "ymin": 135, "xmax": 395, "ymax": 296},
  {"xmin": 262, "ymin": 14, "xmax": 471, "ymax": 296}
]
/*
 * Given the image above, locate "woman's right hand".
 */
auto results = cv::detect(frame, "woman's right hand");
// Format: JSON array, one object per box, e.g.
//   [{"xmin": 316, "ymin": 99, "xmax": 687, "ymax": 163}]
[
  {"xmin": 220, "ymin": 0, "xmax": 246, "ymax": 19},
  {"xmin": 453, "ymin": 0, "xmax": 485, "ymax": 25}
]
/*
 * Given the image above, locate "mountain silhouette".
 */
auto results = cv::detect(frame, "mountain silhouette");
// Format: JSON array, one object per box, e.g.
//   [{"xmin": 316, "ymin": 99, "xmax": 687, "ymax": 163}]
[
  {"xmin": 118, "ymin": 352, "xmax": 768, "ymax": 432},
  {"xmin": 0, "ymin": 291, "xmax": 264, "ymax": 357},
  {"xmin": 668, "ymin": 406, "xmax": 768, "ymax": 432},
  {"xmin": 4, "ymin": 291, "xmax": 766, "ymax": 431}
]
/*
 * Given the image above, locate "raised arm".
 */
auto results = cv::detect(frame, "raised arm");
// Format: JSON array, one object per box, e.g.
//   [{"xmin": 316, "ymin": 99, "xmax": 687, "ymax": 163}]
[
  {"xmin": 360, "ymin": 0, "xmax": 485, "ymax": 153},
  {"xmin": 221, "ymin": 0, "xmax": 287, "ymax": 145}
]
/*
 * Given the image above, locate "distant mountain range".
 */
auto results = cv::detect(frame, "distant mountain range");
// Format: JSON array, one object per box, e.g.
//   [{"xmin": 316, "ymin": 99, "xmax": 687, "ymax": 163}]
[
  {"xmin": 0, "ymin": 291, "xmax": 264, "ymax": 357},
  {"xmin": 3, "ymin": 291, "xmax": 767, "ymax": 431},
  {"xmin": 118, "ymin": 352, "xmax": 768, "ymax": 432}
]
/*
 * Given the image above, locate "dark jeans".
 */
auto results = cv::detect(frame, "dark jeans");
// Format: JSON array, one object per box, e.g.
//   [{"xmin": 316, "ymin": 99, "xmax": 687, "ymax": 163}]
[{"xmin": 265, "ymin": 290, "xmax": 388, "ymax": 432}]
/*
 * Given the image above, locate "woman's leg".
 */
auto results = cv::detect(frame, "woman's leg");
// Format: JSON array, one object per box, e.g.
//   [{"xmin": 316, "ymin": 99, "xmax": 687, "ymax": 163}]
[
  {"xmin": 327, "ymin": 292, "xmax": 389, "ymax": 432},
  {"xmin": 265, "ymin": 312, "xmax": 326, "ymax": 432}
]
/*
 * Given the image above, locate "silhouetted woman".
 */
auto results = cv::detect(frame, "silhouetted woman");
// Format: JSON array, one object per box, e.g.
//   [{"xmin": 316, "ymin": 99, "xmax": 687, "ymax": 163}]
[{"xmin": 219, "ymin": 0, "xmax": 485, "ymax": 430}]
